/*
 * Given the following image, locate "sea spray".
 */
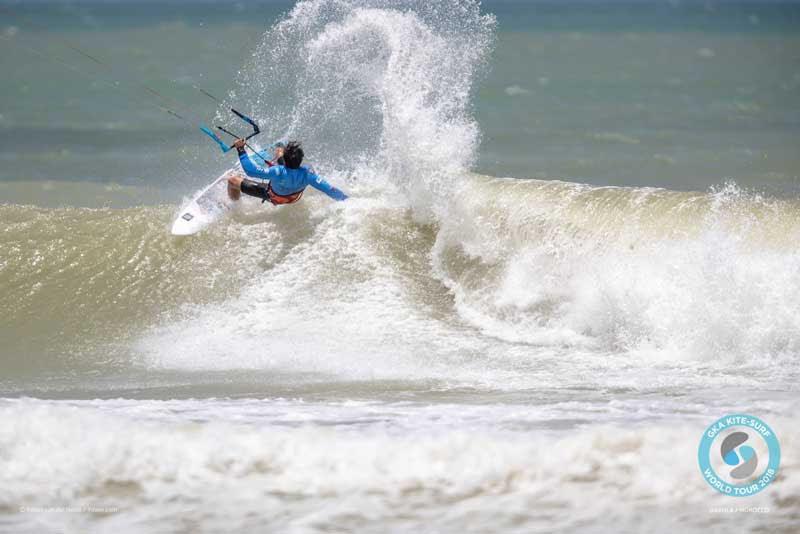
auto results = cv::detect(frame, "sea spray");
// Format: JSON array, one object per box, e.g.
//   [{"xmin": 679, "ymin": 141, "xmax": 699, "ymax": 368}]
[{"xmin": 234, "ymin": 0, "xmax": 495, "ymax": 219}]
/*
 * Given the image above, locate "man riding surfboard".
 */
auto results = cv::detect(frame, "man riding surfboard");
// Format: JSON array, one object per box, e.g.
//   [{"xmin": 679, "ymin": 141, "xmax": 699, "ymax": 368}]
[{"xmin": 227, "ymin": 138, "xmax": 348, "ymax": 204}]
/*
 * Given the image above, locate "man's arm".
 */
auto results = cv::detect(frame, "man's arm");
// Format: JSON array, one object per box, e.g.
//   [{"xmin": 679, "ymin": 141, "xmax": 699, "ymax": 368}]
[
  {"xmin": 238, "ymin": 147, "xmax": 276, "ymax": 180},
  {"xmin": 308, "ymin": 172, "xmax": 348, "ymax": 201},
  {"xmin": 234, "ymin": 139, "xmax": 278, "ymax": 180},
  {"xmin": 254, "ymin": 145, "xmax": 285, "ymax": 168}
]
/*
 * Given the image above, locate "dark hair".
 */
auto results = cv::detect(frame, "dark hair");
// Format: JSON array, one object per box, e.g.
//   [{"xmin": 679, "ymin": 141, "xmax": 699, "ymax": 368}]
[{"xmin": 283, "ymin": 141, "xmax": 304, "ymax": 169}]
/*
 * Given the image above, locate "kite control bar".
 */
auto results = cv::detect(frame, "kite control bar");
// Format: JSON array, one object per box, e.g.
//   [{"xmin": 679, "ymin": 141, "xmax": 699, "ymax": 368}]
[
  {"xmin": 199, "ymin": 107, "xmax": 262, "ymax": 153},
  {"xmin": 230, "ymin": 108, "xmax": 260, "ymax": 138}
]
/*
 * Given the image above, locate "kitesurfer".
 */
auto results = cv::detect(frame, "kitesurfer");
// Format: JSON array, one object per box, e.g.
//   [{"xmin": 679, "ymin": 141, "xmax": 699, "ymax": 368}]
[{"xmin": 227, "ymin": 139, "xmax": 348, "ymax": 204}]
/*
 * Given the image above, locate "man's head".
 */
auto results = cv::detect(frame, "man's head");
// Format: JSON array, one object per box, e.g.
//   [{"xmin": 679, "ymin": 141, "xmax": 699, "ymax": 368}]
[{"xmin": 283, "ymin": 141, "xmax": 304, "ymax": 169}]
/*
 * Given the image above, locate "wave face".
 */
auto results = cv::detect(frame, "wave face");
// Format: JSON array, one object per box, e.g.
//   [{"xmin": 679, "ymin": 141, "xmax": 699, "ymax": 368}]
[{"xmin": 3, "ymin": 180, "xmax": 799, "ymax": 392}]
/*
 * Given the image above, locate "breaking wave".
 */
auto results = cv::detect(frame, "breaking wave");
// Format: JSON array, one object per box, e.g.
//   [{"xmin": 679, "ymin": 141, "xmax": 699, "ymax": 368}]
[{"xmin": 2, "ymin": 0, "xmax": 799, "ymax": 385}]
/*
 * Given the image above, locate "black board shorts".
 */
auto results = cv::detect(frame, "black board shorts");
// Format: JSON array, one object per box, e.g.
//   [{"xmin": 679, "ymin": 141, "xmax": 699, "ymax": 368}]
[
  {"xmin": 240, "ymin": 178, "xmax": 270, "ymax": 202},
  {"xmin": 239, "ymin": 178, "xmax": 305, "ymax": 205}
]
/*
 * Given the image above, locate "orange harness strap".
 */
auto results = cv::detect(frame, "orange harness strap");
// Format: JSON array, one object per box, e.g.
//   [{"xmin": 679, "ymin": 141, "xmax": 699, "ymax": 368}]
[{"xmin": 266, "ymin": 184, "xmax": 304, "ymax": 205}]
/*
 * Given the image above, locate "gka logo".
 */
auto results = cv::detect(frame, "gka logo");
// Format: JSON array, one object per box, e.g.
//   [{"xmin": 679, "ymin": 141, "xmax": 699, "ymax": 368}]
[
  {"xmin": 720, "ymin": 431, "xmax": 758, "ymax": 479},
  {"xmin": 698, "ymin": 414, "xmax": 781, "ymax": 497}
]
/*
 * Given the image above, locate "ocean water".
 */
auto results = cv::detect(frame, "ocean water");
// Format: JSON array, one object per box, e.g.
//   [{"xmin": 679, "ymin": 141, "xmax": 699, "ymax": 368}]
[{"xmin": 1, "ymin": 1, "xmax": 799, "ymax": 532}]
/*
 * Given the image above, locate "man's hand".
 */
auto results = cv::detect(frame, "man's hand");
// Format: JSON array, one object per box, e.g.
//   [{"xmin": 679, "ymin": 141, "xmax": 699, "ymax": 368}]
[{"xmin": 232, "ymin": 138, "xmax": 246, "ymax": 149}]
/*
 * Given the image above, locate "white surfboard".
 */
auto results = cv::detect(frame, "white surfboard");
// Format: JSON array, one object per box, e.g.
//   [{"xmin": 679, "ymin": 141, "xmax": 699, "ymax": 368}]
[{"xmin": 171, "ymin": 169, "xmax": 237, "ymax": 236}]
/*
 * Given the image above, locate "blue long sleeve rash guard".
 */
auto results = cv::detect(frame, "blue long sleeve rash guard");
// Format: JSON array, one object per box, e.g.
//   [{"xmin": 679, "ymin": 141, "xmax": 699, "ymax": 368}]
[{"xmin": 238, "ymin": 151, "xmax": 348, "ymax": 201}]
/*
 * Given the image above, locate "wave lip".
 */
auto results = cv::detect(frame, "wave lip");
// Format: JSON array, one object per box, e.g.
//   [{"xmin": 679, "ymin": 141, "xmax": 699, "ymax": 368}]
[{"xmin": 433, "ymin": 178, "xmax": 800, "ymax": 362}]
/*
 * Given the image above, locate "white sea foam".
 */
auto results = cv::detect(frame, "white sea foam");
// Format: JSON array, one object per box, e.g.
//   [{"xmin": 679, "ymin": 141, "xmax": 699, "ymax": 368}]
[
  {"xmin": 0, "ymin": 399, "xmax": 797, "ymax": 533},
  {"xmin": 432, "ymin": 179, "xmax": 800, "ymax": 366}
]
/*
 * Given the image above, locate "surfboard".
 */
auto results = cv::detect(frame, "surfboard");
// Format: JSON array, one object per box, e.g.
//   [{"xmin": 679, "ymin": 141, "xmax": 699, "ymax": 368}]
[{"xmin": 171, "ymin": 169, "xmax": 237, "ymax": 236}]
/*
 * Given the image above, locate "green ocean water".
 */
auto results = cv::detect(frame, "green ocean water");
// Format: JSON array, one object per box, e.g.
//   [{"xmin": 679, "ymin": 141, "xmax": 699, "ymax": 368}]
[{"xmin": 1, "ymin": 0, "xmax": 799, "ymax": 206}]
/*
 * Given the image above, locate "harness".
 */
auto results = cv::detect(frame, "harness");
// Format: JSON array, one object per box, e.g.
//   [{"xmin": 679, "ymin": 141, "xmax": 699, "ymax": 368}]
[{"xmin": 265, "ymin": 183, "xmax": 304, "ymax": 205}]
